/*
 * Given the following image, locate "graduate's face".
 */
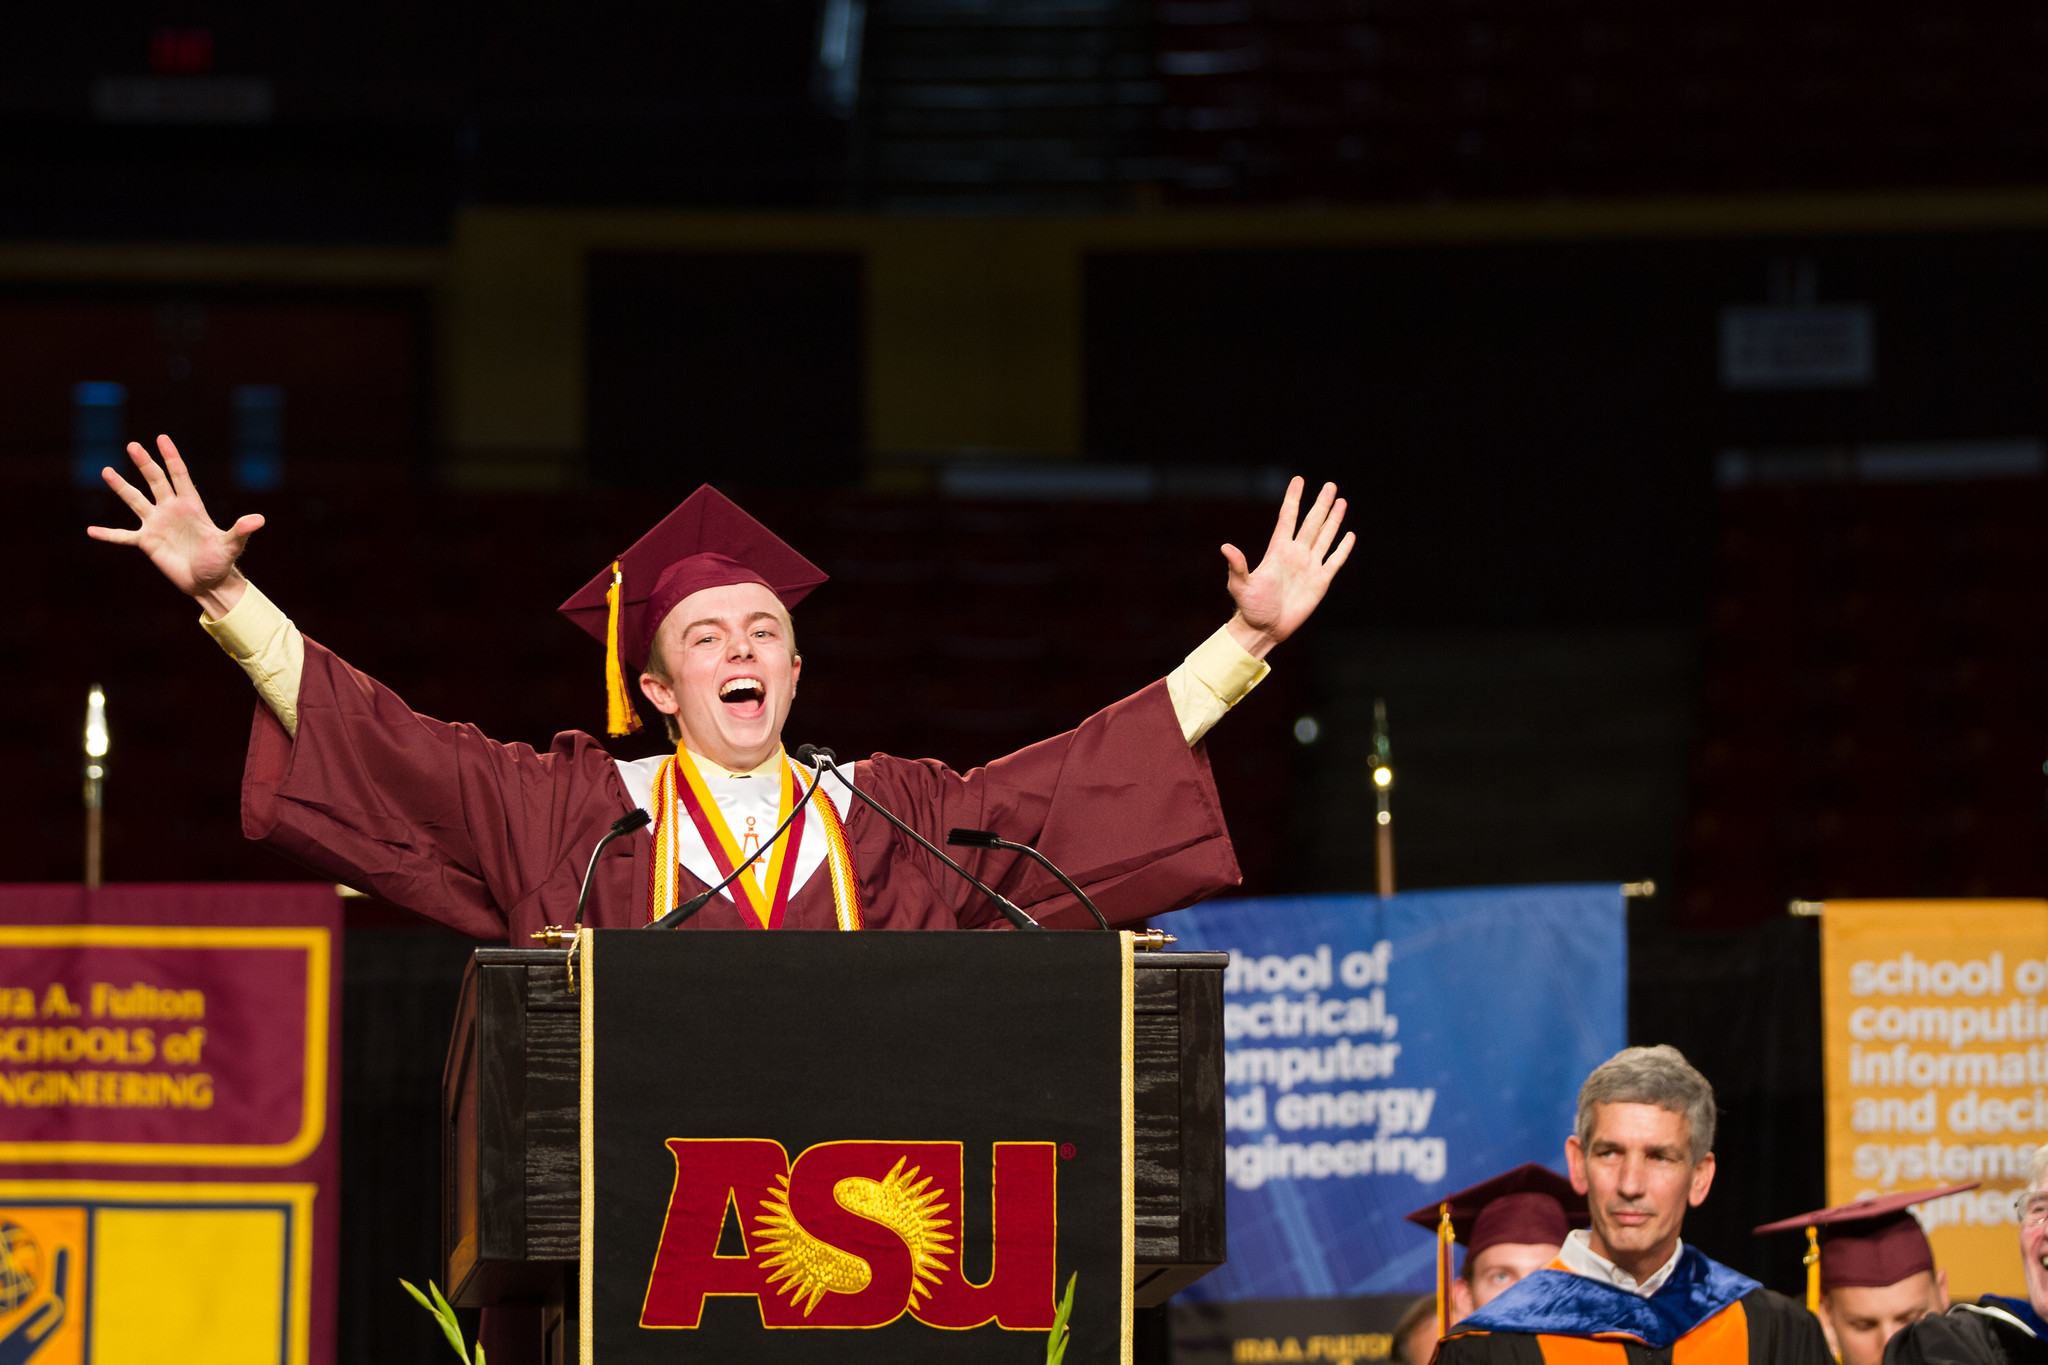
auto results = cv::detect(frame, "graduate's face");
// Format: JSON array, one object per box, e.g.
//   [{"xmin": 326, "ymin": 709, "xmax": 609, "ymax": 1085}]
[
  {"xmin": 1820, "ymin": 1271, "xmax": 1947, "ymax": 1365},
  {"xmin": 1460, "ymin": 1241, "xmax": 1561, "ymax": 1313},
  {"xmin": 639, "ymin": 582, "xmax": 801, "ymax": 771},
  {"xmin": 1565, "ymin": 1102, "xmax": 1715, "ymax": 1277}
]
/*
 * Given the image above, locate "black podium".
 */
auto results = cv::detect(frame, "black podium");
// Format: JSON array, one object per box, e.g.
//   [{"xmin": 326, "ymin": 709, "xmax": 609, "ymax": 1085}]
[{"xmin": 441, "ymin": 941, "xmax": 1227, "ymax": 1364}]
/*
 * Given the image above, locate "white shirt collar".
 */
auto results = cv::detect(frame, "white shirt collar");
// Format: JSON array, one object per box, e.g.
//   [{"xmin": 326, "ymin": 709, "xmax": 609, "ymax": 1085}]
[
  {"xmin": 1558, "ymin": 1228, "xmax": 1684, "ymax": 1297},
  {"xmin": 685, "ymin": 747, "xmax": 784, "ymax": 781}
]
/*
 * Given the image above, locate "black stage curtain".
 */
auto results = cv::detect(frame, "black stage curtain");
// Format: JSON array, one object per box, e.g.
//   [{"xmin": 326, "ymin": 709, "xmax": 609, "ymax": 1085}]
[
  {"xmin": 1629, "ymin": 910, "xmax": 1826, "ymax": 1297},
  {"xmin": 338, "ymin": 925, "xmax": 482, "ymax": 1364}
]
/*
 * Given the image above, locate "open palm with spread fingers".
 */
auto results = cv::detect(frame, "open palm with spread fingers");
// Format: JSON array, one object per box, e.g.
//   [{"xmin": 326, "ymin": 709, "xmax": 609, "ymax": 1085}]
[
  {"xmin": 86, "ymin": 435, "xmax": 263, "ymax": 619},
  {"xmin": 1223, "ymin": 476, "xmax": 1355, "ymax": 658}
]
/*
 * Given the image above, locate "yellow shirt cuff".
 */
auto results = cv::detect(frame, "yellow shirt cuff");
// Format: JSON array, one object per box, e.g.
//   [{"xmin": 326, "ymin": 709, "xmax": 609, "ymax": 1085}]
[
  {"xmin": 199, "ymin": 581, "xmax": 303, "ymax": 737},
  {"xmin": 1166, "ymin": 624, "xmax": 1271, "ymax": 745}
]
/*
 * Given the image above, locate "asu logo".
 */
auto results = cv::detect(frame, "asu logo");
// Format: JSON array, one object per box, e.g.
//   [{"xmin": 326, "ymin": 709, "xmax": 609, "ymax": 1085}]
[{"xmin": 641, "ymin": 1139, "xmax": 1058, "ymax": 1331}]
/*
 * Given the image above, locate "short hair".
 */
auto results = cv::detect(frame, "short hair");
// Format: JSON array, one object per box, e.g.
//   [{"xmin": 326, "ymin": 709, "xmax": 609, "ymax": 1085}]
[
  {"xmin": 1391, "ymin": 1294, "xmax": 1439, "ymax": 1365},
  {"xmin": 2026, "ymin": 1143, "xmax": 2048, "ymax": 1195},
  {"xmin": 1576, "ymin": 1045, "xmax": 1717, "ymax": 1165}
]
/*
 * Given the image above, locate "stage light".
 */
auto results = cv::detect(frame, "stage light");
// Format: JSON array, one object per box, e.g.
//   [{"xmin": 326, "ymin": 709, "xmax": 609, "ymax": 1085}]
[
  {"xmin": 1293, "ymin": 716, "xmax": 1320, "ymax": 744},
  {"xmin": 84, "ymin": 685, "xmax": 107, "ymax": 889},
  {"xmin": 85, "ymin": 686, "xmax": 108, "ymax": 759},
  {"xmin": 1372, "ymin": 764, "xmax": 1391, "ymax": 788}
]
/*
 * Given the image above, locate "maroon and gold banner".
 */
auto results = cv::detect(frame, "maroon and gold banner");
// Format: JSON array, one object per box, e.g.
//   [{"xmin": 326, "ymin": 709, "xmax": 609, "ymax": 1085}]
[{"xmin": 0, "ymin": 884, "xmax": 340, "ymax": 1365}]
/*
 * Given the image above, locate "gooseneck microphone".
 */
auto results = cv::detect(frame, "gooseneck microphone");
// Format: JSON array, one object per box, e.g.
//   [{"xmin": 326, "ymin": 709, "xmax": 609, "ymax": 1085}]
[
  {"xmin": 947, "ymin": 828, "xmax": 1110, "ymax": 930},
  {"xmin": 799, "ymin": 746, "xmax": 1044, "ymax": 932},
  {"xmin": 574, "ymin": 808, "xmax": 652, "ymax": 930},
  {"xmin": 648, "ymin": 760, "xmax": 831, "ymax": 930}
]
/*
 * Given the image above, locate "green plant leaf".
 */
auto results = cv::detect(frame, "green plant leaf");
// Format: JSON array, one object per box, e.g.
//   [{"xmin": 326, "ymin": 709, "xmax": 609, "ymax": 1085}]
[
  {"xmin": 400, "ymin": 1277, "xmax": 474, "ymax": 1363},
  {"xmin": 1046, "ymin": 1271, "xmax": 1076, "ymax": 1365},
  {"xmin": 399, "ymin": 1279, "xmax": 434, "ymax": 1314}
]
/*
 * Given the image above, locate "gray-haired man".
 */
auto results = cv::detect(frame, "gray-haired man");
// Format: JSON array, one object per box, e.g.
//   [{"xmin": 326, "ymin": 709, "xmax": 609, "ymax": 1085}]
[
  {"xmin": 1883, "ymin": 1149, "xmax": 2048, "ymax": 1365},
  {"xmin": 1435, "ymin": 1046, "xmax": 1829, "ymax": 1365}
]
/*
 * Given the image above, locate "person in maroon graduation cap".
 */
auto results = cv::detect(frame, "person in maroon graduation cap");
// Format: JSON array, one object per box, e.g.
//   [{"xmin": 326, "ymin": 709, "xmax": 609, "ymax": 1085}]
[
  {"xmin": 1755, "ymin": 1184, "xmax": 1972, "ymax": 1365},
  {"xmin": 1407, "ymin": 1163, "xmax": 1590, "ymax": 1326},
  {"xmin": 87, "ymin": 434, "xmax": 1355, "ymax": 938}
]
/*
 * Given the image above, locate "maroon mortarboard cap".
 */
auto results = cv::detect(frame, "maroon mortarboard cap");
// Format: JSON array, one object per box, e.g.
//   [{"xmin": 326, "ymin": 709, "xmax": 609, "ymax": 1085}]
[
  {"xmin": 557, "ymin": 486, "xmax": 827, "ymax": 735},
  {"xmin": 1753, "ymin": 1184, "xmax": 1976, "ymax": 1291},
  {"xmin": 1403, "ymin": 1163, "xmax": 1588, "ymax": 1257}
]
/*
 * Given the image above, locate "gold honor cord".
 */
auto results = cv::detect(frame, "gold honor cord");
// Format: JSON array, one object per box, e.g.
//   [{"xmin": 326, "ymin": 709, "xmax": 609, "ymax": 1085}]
[
  {"xmin": 671, "ymin": 747, "xmax": 797, "ymax": 927},
  {"xmin": 647, "ymin": 750, "xmax": 795, "ymax": 928},
  {"xmin": 805, "ymin": 765, "xmax": 865, "ymax": 930},
  {"xmin": 646, "ymin": 752, "xmax": 863, "ymax": 930}
]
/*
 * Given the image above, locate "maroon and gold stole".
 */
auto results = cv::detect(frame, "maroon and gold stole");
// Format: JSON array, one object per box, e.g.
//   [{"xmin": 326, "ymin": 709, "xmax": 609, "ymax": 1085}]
[{"xmin": 645, "ymin": 749, "xmax": 864, "ymax": 930}]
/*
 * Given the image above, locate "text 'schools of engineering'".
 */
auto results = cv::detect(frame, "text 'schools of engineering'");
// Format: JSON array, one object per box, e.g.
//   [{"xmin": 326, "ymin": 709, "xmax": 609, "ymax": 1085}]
[{"xmin": 1162, "ymin": 884, "xmax": 1626, "ymax": 1302}]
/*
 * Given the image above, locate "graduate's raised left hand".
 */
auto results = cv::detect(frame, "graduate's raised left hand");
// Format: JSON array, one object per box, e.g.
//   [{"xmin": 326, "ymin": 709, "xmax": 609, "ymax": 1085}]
[{"xmin": 1221, "ymin": 477, "xmax": 1354, "ymax": 659}]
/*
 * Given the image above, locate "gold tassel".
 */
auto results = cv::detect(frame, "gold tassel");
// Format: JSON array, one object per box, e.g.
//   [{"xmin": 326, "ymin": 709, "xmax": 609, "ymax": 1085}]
[
  {"xmin": 1804, "ymin": 1225, "xmax": 1821, "ymax": 1314},
  {"xmin": 604, "ymin": 559, "xmax": 641, "ymax": 737},
  {"xmin": 1436, "ymin": 1201, "xmax": 1454, "ymax": 1339}
]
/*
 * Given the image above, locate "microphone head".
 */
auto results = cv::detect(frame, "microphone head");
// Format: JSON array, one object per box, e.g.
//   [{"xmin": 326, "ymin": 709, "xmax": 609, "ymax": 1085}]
[
  {"xmin": 795, "ymin": 744, "xmax": 837, "ymax": 767},
  {"xmin": 947, "ymin": 828, "xmax": 1002, "ymax": 848},
  {"xmin": 613, "ymin": 808, "xmax": 652, "ymax": 835}
]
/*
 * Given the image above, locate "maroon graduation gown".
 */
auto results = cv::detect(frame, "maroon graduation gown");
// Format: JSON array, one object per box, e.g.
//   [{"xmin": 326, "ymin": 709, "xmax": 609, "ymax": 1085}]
[{"xmin": 240, "ymin": 639, "xmax": 1243, "ymax": 936}]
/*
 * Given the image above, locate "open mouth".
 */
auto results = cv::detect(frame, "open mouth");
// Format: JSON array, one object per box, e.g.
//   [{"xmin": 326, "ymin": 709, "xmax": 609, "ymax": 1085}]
[{"xmin": 720, "ymin": 676, "xmax": 766, "ymax": 708}]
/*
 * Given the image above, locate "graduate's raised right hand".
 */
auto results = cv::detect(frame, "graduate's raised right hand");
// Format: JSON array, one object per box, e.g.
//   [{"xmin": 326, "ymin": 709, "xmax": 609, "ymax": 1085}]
[{"xmin": 86, "ymin": 434, "xmax": 264, "ymax": 620}]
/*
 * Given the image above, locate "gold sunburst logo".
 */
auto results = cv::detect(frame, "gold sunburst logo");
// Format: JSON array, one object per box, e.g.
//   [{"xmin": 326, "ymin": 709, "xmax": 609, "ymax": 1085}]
[
  {"xmin": 835, "ymin": 1157, "xmax": 955, "ymax": 1306},
  {"xmin": 753, "ymin": 1158, "xmax": 955, "ymax": 1316},
  {"xmin": 755, "ymin": 1173, "xmax": 873, "ymax": 1315}
]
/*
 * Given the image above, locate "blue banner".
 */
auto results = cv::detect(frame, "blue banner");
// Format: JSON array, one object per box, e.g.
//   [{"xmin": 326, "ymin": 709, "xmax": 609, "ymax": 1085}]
[{"xmin": 1160, "ymin": 885, "xmax": 1627, "ymax": 1302}]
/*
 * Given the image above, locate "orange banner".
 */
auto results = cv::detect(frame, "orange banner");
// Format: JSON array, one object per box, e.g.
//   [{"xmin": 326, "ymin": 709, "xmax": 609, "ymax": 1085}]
[{"xmin": 1821, "ymin": 899, "xmax": 2048, "ymax": 1298}]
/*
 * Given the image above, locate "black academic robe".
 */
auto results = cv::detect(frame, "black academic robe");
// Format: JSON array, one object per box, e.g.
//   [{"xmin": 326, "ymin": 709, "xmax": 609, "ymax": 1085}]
[
  {"xmin": 1885, "ymin": 1299, "xmax": 2048, "ymax": 1365},
  {"xmin": 1436, "ymin": 1247, "xmax": 1831, "ymax": 1365},
  {"xmin": 240, "ymin": 638, "xmax": 1245, "ymax": 934}
]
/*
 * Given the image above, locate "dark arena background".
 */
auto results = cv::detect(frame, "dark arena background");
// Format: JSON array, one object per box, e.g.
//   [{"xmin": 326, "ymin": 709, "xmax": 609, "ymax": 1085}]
[{"xmin": 3, "ymin": 4, "xmax": 2047, "ymax": 1361}]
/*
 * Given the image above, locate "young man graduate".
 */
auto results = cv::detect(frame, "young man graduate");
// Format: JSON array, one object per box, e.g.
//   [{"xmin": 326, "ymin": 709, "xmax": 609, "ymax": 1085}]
[
  {"xmin": 1754, "ymin": 1185, "xmax": 1972, "ymax": 1365},
  {"xmin": 1406, "ymin": 1163, "xmax": 1590, "ymax": 1327},
  {"xmin": 1883, "ymin": 1153, "xmax": 2048, "ymax": 1365},
  {"xmin": 87, "ymin": 435, "xmax": 1354, "ymax": 937},
  {"xmin": 1435, "ymin": 1046, "xmax": 1830, "ymax": 1365}
]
